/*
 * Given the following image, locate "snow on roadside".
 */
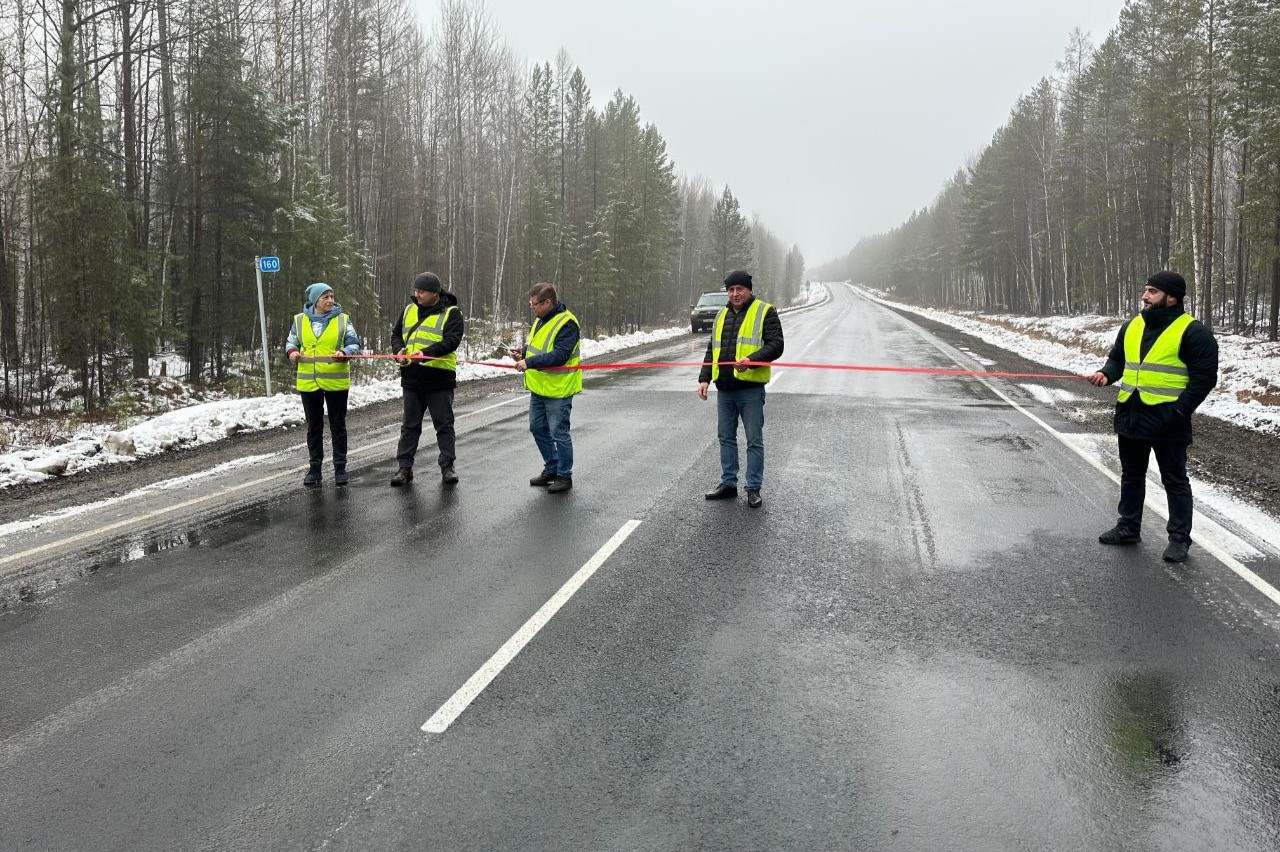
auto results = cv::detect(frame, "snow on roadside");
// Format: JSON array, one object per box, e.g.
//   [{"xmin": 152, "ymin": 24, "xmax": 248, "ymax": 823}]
[{"xmin": 0, "ymin": 327, "xmax": 687, "ymax": 490}]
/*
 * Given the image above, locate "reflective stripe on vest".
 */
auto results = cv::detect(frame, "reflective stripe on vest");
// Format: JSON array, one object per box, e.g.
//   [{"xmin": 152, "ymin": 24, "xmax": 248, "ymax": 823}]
[
  {"xmin": 524, "ymin": 310, "xmax": 582, "ymax": 398},
  {"xmin": 402, "ymin": 304, "xmax": 457, "ymax": 371},
  {"xmin": 294, "ymin": 313, "xmax": 350, "ymax": 392},
  {"xmin": 1116, "ymin": 312, "xmax": 1193, "ymax": 405},
  {"xmin": 710, "ymin": 299, "xmax": 773, "ymax": 384}
]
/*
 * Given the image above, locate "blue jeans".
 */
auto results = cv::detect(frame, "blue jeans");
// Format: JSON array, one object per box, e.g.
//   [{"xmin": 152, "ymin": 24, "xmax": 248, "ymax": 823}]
[
  {"xmin": 717, "ymin": 385, "xmax": 765, "ymax": 490},
  {"xmin": 530, "ymin": 393, "xmax": 574, "ymax": 477}
]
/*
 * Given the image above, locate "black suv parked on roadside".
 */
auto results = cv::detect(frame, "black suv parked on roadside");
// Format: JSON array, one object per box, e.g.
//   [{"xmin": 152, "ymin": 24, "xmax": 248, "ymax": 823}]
[{"xmin": 689, "ymin": 291, "xmax": 728, "ymax": 333}]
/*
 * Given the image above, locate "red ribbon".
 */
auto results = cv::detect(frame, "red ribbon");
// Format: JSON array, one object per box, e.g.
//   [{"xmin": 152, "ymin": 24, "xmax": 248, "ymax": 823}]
[{"xmin": 339, "ymin": 353, "xmax": 1086, "ymax": 380}]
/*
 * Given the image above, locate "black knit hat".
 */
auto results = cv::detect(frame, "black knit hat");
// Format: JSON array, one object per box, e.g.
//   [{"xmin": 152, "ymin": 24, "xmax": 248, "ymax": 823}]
[
  {"xmin": 413, "ymin": 272, "xmax": 442, "ymax": 292},
  {"xmin": 1146, "ymin": 270, "xmax": 1186, "ymax": 299},
  {"xmin": 724, "ymin": 270, "xmax": 753, "ymax": 290}
]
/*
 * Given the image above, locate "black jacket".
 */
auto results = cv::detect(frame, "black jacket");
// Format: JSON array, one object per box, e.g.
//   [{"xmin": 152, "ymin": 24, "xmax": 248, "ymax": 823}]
[
  {"xmin": 1098, "ymin": 304, "xmax": 1218, "ymax": 443},
  {"xmin": 697, "ymin": 296, "xmax": 785, "ymax": 391},
  {"xmin": 392, "ymin": 292, "xmax": 465, "ymax": 391}
]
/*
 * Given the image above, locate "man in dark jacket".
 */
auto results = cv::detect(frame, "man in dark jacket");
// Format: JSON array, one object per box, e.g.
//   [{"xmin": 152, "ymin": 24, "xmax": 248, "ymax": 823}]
[
  {"xmin": 390, "ymin": 272, "xmax": 465, "ymax": 486},
  {"xmin": 697, "ymin": 270, "xmax": 785, "ymax": 508},
  {"xmin": 1088, "ymin": 270, "xmax": 1219, "ymax": 562}
]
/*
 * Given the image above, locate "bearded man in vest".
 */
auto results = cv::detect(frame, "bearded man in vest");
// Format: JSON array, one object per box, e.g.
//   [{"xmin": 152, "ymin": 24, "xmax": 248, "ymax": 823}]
[
  {"xmin": 514, "ymin": 283, "xmax": 581, "ymax": 494},
  {"xmin": 697, "ymin": 270, "xmax": 785, "ymax": 508},
  {"xmin": 286, "ymin": 282, "xmax": 362, "ymax": 488},
  {"xmin": 390, "ymin": 272, "xmax": 465, "ymax": 487},
  {"xmin": 1088, "ymin": 271, "xmax": 1219, "ymax": 562}
]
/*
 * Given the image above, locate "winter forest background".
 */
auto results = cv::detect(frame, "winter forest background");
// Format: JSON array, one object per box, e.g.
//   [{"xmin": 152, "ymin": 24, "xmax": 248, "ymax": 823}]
[
  {"xmin": 0, "ymin": 0, "xmax": 806, "ymax": 418},
  {"xmin": 815, "ymin": 0, "xmax": 1280, "ymax": 346}
]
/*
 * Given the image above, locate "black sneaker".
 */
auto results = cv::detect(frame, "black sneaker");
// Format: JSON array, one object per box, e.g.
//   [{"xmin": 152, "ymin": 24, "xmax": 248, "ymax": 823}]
[
  {"xmin": 441, "ymin": 464, "xmax": 459, "ymax": 484},
  {"xmin": 1162, "ymin": 540, "xmax": 1190, "ymax": 563},
  {"xmin": 746, "ymin": 489, "xmax": 763, "ymax": 508},
  {"xmin": 530, "ymin": 469, "xmax": 556, "ymax": 487},
  {"xmin": 390, "ymin": 467, "xmax": 413, "ymax": 487},
  {"xmin": 334, "ymin": 467, "xmax": 349, "ymax": 486},
  {"xmin": 547, "ymin": 475, "xmax": 573, "ymax": 493},
  {"xmin": 303, "ymin": 467, "xmax": 321, "ymax": 488},
  {"xmin": 1098, "ymin": 525, "xmax": 1141, "ymax": 545}
]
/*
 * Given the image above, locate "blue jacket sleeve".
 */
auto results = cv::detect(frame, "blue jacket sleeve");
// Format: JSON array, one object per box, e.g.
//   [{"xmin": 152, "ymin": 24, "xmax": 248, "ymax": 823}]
[{"xmin": 342, "ymin": 316, "xmax": 361, "ymax": 355}]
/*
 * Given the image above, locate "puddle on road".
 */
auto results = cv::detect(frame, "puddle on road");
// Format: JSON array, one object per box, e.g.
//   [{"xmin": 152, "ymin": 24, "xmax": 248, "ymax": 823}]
[{"xmin": 4, "ymin": 502, "xmax": 276, "ymax": 610}]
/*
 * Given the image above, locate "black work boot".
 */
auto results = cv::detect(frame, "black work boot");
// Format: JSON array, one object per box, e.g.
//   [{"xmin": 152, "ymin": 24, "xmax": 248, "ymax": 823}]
[
  {"xmin": 1162, "ymin": 540, "xmax": 1190, "ymax": 562},
  {"xmin": 547, "ymin": 474, "xmax": 573, "ymax": 493},
  {"xmin": 390, "ymin": 467, "xmax": 414, "ymax": 487},
  {"xmin": 704, "ymin": 484, "xmax": 737, "ymax": 500},
  {"xmin": 441, "ymin": 463, "xmax": 459, "ymax": 485},
  {"xmin": 746, "ymin": 489, "xmax": 763, "ymax": 508},
  {"xmin": 1099, "ymin": 525, "xmax": 1141, "ymax": 545},
  {"xmin": 530, "ymin": 469, "xmax": 556, "ymax": 487},
  {"xmin": 303, "ymin": 466, "xmax": 322, "ymax": 488},
  {"xmin": 334, "ymin": 466, "xmax": 349, "ymax": 486}
]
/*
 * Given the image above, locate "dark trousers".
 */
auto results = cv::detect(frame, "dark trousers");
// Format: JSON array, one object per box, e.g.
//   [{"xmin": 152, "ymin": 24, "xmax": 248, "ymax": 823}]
[
  {"xmin": 1117, "ymin": 436, "xmax": 1193, "ymax": 543},
  {"xmin": 396, "ymin": 387, "xmax": 456, "ymax": 469},
  {"xmin": 299, "ymin": 389, "xmax": 348, "ymax": 468}
]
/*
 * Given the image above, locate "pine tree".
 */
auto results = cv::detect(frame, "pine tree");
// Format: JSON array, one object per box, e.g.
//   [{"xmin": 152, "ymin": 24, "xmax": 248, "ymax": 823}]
[{"xmin": 705, "ymin": 186, "xmax": 753, "ymax": 282}]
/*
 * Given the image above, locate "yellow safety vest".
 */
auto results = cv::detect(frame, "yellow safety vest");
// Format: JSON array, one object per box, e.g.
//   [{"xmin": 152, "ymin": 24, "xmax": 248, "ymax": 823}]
[
  {"xmin": 1116, "ymin": 313, "xmax": 1193, "ymax": 405},
  {"xmin": 710, "ymin": 299, "xmax": 773, "ymax": 383},
  {"xmin": 294, "ymin": 312, "xmax": 350, "ymax": 392},
  {"xmin": 524, "ymin": 309, "xmax": 582, "ymax": 398},
  {"xmin": 401, "ymin": 304, "xmax": 457, "ymax": 371}
]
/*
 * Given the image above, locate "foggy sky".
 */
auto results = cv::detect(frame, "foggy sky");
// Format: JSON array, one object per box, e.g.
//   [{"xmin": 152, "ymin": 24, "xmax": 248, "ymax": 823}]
[{"xmin": 412, "ymin": 0, "xmax": 1124, "ymax": 266}]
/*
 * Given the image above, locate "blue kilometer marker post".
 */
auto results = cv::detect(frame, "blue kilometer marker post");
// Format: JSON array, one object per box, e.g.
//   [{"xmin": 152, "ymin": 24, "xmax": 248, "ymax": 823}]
[{"xmin": 255, "ymin": 256, "xmax": 281, "ymax": 393}]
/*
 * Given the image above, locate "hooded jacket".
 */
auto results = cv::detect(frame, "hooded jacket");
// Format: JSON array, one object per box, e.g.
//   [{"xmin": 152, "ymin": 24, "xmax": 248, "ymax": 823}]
[
  {"xmin": 1098, "ymin": 304, "xmax": 1219, "ymax": 443},
  {"xmin": 392, "ymin": 291, "xmax": 465, "ymax": 391}
]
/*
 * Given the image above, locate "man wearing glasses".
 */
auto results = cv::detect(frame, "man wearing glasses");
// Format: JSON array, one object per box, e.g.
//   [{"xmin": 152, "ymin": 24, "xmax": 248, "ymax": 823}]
[
  {"xmin": 514, "ymin": 283, "xmax": 582, "ymax": 493},
  {"xmin": 389, "ymin": 272, "xmax": 465, "ymax": 486},
  {"xmin": 1088, "ymin": 270, "xmax": 1219, "ymax": 562}
]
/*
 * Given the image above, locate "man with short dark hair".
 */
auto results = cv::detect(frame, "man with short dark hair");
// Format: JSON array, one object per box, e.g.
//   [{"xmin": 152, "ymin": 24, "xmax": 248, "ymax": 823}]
[
  {"xmin": 514, "ymin": 283, "xmax": 581, "ymax": 494},
  {"xmin": 390, "ymin": 272, "xmax": 465, "ymax": 486},
  {"xmin": 697, "ymin": 270, "xmax": 784, "ymax": 508},
  {"xmin": 1088, "ymin": 270, "xmax": 1219, "ymax": 562}
]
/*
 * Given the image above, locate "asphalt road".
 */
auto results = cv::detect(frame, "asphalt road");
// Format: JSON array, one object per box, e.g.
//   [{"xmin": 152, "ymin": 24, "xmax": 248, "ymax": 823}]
[{"xmin": 3, "ymin": 285, "xmax": 1280, "ymax": 851}]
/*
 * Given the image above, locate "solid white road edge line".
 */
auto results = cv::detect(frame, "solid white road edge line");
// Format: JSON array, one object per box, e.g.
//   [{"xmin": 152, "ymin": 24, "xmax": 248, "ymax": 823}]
[
  {"xmin": 421, "ymin": 519, "xmax": 643, "ymax": 734},
  {"xmin": 0, "ymin": 395, "xmax": 527, "ymax": 572},
  {"xmin": 854, "ymin": 283, "xmax": 1280, "ymax": 609}
]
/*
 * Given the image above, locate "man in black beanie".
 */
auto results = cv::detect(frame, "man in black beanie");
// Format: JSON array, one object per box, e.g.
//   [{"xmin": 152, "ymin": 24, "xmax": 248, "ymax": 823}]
[
  {"xmin": 697, "ymin": 269, "xmax": 784, "ymax": 508},
  {"xmin": 389, "ymin": 271, "xmax": 465, "ymax": 486},
  {"xmin": 1088, "ymin": 270, "xmax": 1218, "ymax": 562}
]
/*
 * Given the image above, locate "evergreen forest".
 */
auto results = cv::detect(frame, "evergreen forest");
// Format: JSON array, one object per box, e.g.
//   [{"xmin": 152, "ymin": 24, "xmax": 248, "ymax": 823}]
[{"xmin": 815, "ymin": 0, "xmax": 1280, "ymax": 343}]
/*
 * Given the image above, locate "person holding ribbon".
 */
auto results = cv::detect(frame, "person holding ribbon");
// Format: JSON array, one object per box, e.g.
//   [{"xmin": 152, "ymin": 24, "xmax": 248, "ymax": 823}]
[
  {"xmin": 1088, "ymin": 270, "xmax": 1219, "ymax": 563},
  {"xmin": 697, "ymin": 270, "xmax": 785, "ymax": 508},
  {"xmin": 389, "ymin": 272, "xmax": 465, "ymax": 487},
  {"xmin": 513, "ymin": 283, "xmax": 581, "ymax": 494},
  {"xmin": 286, "ymin": 282, "xmax": 362, "ymax": 488}
]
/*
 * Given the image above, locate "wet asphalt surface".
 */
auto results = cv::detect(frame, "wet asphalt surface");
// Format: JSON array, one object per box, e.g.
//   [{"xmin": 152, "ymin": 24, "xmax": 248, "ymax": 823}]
[{"xmin": 3, "ymin": 285, "xmax": 1280, "ymax": 851}]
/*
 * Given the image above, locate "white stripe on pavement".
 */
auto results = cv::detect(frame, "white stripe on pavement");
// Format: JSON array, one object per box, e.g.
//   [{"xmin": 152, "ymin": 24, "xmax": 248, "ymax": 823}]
[{"xmin": 421, "ymin": 519, "xmax": 643, "ymax": 734}]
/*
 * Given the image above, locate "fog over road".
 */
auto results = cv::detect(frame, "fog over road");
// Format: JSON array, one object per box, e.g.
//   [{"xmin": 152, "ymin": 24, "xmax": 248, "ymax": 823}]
[{"xmin": 3, "ymin": 285, "xmax": 1279, "ymax": 851}]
